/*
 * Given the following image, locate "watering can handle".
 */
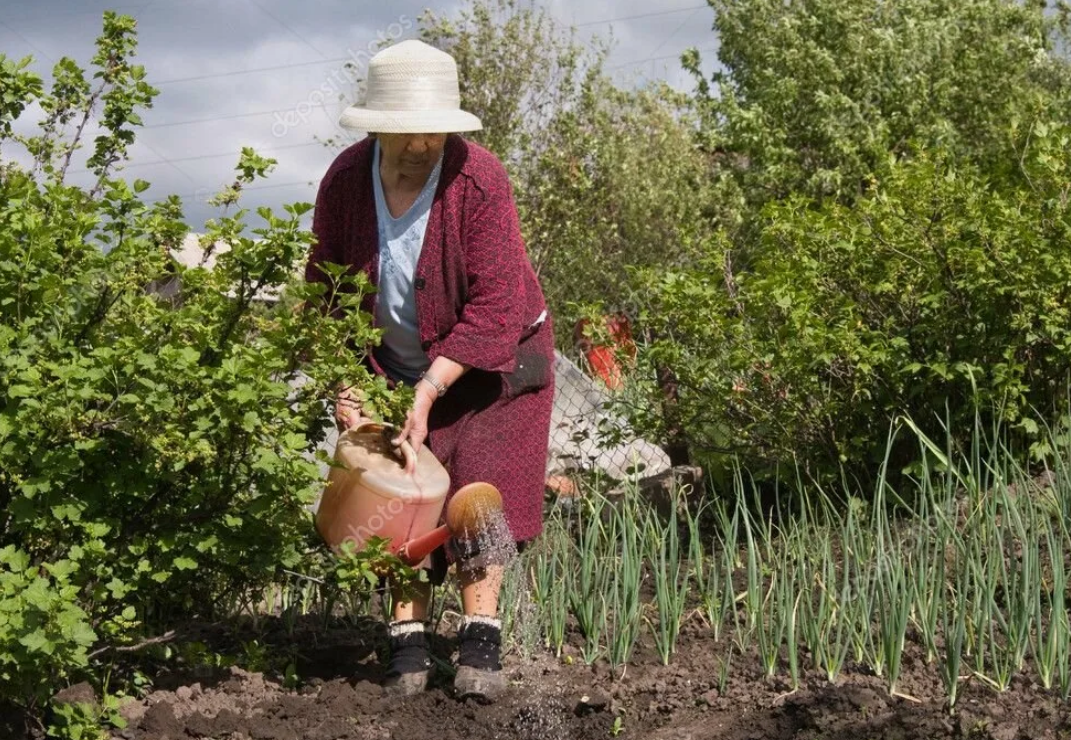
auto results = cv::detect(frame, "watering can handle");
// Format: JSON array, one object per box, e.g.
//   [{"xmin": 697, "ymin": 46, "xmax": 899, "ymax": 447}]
[{"xmin": 349, "ymin": 420, "xmax": 418, "ymax": 472}]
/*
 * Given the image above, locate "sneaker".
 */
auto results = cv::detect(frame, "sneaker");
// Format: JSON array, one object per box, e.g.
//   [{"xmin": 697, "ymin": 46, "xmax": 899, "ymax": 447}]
[
  {"xmin": 383, "ymin": 620, "xmax": 432, "ymax": 697},
  {"xmin": 454, "ymin": 616, "xmax": 506, "ymax": 702}
]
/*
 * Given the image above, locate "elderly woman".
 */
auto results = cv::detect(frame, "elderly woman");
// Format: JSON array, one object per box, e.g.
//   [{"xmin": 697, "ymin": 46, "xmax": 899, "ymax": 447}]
[{"xmin": 305, "ymin": 40, "xmax": 554, "ymax": 701}]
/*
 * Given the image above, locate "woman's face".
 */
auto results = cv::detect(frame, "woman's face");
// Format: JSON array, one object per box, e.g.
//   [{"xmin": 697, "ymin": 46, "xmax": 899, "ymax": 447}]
[{"xmin": 377, "ymin": 132, "xmax": 447, "ymax": 179}]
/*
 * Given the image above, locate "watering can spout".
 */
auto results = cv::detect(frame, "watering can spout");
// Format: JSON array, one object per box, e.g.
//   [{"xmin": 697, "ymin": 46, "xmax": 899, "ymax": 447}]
[
  {"xmin": 397, "ymin": 482, "xmax": 505, "ymax": 566},
  {"xmin": 398, "ymin": 525, "xmax": 452, "ymax": 566}
]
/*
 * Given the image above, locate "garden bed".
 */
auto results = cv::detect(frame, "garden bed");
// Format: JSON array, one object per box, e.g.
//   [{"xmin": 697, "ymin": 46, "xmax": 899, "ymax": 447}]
[
  {"xmin": 6, "ymin": 456, "xmax": 1069, "ymax": 740},
  {"xmin": 69, "ymin": 616, "xmax": 1071, "ymax": 740}
]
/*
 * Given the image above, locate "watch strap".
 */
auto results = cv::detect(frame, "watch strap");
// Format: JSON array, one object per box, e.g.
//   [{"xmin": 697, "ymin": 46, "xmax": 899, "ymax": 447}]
[{"xmin": 419, "ymin": 371, "xmax": 448, "ymax": 398}]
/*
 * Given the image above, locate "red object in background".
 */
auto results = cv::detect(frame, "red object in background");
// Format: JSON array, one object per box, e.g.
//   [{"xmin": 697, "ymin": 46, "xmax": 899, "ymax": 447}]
[{"xmin": 574, "ymin": 315, "xmax": 635, "ymax": 390}]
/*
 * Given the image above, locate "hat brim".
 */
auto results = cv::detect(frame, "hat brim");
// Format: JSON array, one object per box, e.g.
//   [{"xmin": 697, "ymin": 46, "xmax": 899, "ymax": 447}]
[{"xmin": 338, "ymin": 106, "xmax": 483, "ymax": 134}]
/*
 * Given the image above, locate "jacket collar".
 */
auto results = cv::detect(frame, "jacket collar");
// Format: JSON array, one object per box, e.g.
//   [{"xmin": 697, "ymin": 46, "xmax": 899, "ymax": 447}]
[{"xmin": 350, "ymin": 133, "xmax": 472, "ymax": 185}]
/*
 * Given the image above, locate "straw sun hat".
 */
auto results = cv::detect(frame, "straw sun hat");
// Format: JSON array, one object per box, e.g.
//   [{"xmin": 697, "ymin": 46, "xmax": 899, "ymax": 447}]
[{"xmin": 338, "ymin": 40, "xmax": 483, "ymax": 134}]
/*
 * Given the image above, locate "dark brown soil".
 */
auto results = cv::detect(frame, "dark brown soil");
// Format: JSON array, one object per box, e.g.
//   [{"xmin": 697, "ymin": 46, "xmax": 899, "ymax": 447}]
[{"xmin": 75, "ymin": 615, "xmax": 1071, "ymax": 740}]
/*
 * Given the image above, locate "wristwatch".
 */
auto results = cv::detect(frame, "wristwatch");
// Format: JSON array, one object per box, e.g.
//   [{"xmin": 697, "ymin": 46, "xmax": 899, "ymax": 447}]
[{"xmin": 419, "ymin": 371, "xmax": 448, "ymax": 398}]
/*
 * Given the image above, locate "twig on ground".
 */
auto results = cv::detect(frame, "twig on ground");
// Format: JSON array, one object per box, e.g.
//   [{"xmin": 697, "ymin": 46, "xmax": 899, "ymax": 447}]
[{"xmin": 88, "ymin": 630, "xmax": 178, "ymax": 659}]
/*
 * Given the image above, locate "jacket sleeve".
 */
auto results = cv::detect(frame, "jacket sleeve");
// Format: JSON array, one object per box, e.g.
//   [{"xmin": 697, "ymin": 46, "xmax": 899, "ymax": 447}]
[
  {"xmin": 305, "ymin": 174, "xmax": 345, "ymax": 313},
  {"xmin": 307, "ymin": 176, "xmax": 341, "ymax": 283},
  {"xmin": 436, "ymin": 172, "xmax": 532, "ymax": 373}
]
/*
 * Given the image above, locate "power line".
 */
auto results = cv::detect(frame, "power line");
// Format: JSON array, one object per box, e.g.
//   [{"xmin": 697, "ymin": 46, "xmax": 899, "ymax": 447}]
[
  {"xmin": 1, "ymin": 1, "xmax": 157, "ymax": 23},
  {"xmin": 20, "ymin": 1, "xmax": 712, "ymax": 210},
  {"xmin": 141, "ymin": 103, "xmax": 332, "ymax": 129},
  {"xmin": 0, "ymin": 19, "xmax": 55, "ymax": 63},
  {"xmin": 148, "ymin": 176, "xmax": 318, "ymax": 205},
  {"xmin": 606, "ymin": 46, "xmax": 718, "ymax": 72},
  {"xmin": 154, "ymin": 56, "xmax": 353, "ymax": 86},
  {"xmin": 5, "ymin": 1, "xmax": 351, "ymax": 89},
  {"xmin": 135, "ymin": 122, "xmax": 200, "ymax": 188},
  {"xmin": 573, "ymin": 5, "xmax": 708, "ymax": 28},
  {"xmin": 40, "ymin": 110, "xmax": 200, "ymax": 187},
  {"xmin": 67, "ymin": 141, "xmax": 326, "ymax": 176},
  {"xmin": 646, "ymin": 7, "xmax": 703, "ymax": 59},
  {"xmin": 8, "ymin": 4, "xmax": 715, "ymax": 89},
  {"xmin": 246, "ymin": 0, "xmax": 329, "ymax": 61},
  {"xmin": 146, "ymin": 6, "xmax": 711, "ymax": 87}
]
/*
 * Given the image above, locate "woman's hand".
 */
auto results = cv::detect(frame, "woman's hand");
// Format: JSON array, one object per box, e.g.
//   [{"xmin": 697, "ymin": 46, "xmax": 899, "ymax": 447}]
[
  {"xmin": 392, "ymin": 381, "xmax": 437, "ymax": 473},
  {"xmin": 335, "ymin": 385, "xmax": 367, "ymax": 430}
]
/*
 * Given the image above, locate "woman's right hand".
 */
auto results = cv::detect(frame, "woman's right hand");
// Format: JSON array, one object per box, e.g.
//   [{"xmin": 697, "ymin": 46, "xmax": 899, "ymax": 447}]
[{"xmin": 335, "ymin": 385, "xmax": 366, "ymax": 430}]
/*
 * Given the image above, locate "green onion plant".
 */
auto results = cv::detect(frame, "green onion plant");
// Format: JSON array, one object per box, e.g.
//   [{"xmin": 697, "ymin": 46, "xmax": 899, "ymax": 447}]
[{"xmin": 646, "ymin": 500, "xmax": 690, "ymax": 665}]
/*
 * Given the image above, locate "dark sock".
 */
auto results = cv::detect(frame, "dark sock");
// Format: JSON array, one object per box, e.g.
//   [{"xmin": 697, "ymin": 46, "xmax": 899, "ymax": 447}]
[
  {"xmin": 457, "ymin": 616, "xmax": 502, "ymax": 671},
  {"xmin": 386, "ymin": 620, "xmax": 431, "ymax": 676}
]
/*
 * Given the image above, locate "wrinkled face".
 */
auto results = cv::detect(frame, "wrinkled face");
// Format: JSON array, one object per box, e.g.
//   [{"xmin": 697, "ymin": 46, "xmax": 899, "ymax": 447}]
[{"xmin": 376, "ymin": 132, "xmax": 447, "ymax": 179}]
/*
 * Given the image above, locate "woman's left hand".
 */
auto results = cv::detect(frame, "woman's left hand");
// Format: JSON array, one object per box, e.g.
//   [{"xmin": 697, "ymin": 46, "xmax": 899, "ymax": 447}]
[{"xmin": 393, "ymin": 381, "xmax": 437, "ymax": 473}]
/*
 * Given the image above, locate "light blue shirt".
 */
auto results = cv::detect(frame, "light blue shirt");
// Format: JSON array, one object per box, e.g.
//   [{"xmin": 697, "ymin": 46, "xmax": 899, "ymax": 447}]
[{"xmin": 371, "ymin": 140, "xmax": 444, "ymax": 385}]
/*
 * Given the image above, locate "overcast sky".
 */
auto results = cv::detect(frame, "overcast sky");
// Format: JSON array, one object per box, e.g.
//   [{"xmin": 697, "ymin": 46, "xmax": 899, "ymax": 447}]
[{"xmin": 1, "ymin": 0, "xmax": 719, "ymax": 229}]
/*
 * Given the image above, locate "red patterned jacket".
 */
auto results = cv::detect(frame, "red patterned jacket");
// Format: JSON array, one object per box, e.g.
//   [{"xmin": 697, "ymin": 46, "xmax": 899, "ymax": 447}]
[{"xmin": 306, "ymin": 134, "xmax": 555, "ymax": 543}]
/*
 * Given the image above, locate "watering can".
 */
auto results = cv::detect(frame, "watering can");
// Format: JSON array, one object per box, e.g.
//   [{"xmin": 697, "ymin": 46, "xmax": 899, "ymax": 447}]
[{"xmin": 315, "ymin": 421, "xmax": 451, "ymax": 568}]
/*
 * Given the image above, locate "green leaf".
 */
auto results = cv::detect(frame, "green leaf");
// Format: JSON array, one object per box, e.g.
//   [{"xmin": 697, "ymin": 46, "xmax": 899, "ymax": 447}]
[
  {"xmin": 19, "ymin": 630, "xmax": 53, "ymax": 655},
  {"xmin": 44, "ymin": 560, "xmax": 78, "ymax": 581},
  {"xmin": 106, "ymin": 578, "xmax": 130, "ymax": 599},
  {"xmin": 173, "ymin": 556, "xmax": 197, "ymax": 571}
]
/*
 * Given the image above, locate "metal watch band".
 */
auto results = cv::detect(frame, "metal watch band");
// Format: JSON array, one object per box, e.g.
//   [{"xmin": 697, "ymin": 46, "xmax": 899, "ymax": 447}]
[{"xmin": 419, "ymin": 371, "xmax": 448, "ymax": 398}]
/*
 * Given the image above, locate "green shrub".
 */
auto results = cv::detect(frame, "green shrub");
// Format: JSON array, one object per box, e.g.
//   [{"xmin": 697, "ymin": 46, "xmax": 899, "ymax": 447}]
[
  {"xmin": 630, "ymin": 131, "xmax": 1071, "ymax": 484},
  {"xmin": 0, "ymin": 14, "xmax": 394, "ymax": 709},
  {"xmin": 0, "ymin": 547, "xmax": 97, "ymax": 709}
]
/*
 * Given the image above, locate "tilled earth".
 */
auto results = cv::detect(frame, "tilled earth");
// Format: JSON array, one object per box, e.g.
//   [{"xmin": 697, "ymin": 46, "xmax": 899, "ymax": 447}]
[{"xmin": 62, "ymin": 617, "xmax": 1071, "ymax": 740}]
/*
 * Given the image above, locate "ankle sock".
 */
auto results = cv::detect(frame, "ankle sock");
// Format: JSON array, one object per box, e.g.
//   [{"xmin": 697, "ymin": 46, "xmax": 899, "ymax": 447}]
[
  {"xmin": 386, "ymin": 619, "xmax": 431, "ymax": 676},
  {"xmin": 457, "ymin": 615, "xmax": 502, "ymax": 671}
]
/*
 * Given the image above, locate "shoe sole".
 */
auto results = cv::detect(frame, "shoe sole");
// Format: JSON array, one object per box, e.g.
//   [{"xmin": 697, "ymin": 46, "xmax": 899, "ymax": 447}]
[
  {"xmin": 382, "ymin": 670, "xmax": 431, "ymax": 697},
  {"xmin": 453, "ymin": 665, "xmax": 506, "ymax": 703}
]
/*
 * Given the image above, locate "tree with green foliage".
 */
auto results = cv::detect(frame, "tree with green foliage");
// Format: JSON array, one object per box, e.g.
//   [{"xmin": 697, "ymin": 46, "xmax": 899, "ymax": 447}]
[
  {"xmin": 687, "ymin": 0, "xmax": 1071, "ymax": 208},
  {"xmin": 626, "ymin": 0, "xmax": 1071, "ymax": 484},
  {"xmin": 0, "ymin": 13, "xmax": 401, "ymax": 720}
]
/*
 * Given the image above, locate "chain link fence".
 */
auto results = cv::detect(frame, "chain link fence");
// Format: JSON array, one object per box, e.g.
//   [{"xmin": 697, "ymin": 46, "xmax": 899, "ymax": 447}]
[{"xmin": 545, "ymin": 350, "xmax": 671, "ymax": 493}]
